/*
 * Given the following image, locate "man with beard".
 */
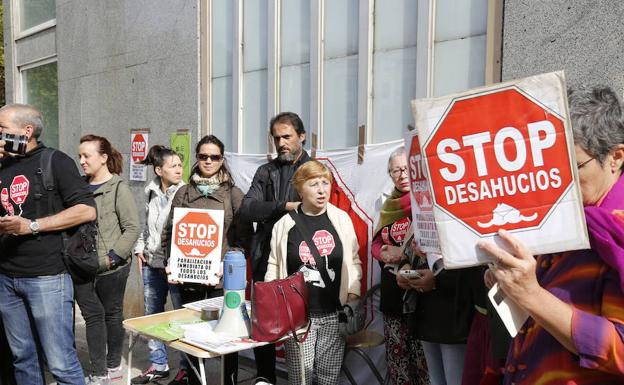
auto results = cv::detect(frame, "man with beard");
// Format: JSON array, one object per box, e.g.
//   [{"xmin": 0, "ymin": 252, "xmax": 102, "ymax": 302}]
[{"xmin": 240, "ymin": 112, "xmax": 311, "ymax": 385}]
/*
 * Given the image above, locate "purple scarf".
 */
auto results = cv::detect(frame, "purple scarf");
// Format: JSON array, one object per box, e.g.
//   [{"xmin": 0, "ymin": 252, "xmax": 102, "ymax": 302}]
[{"xmin": 584, "ymin": 174, "xmax": 624, "ymax": 291}]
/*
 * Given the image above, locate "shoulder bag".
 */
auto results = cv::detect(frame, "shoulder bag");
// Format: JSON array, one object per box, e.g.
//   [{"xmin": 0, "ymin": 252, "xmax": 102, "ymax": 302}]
[
  {"xmin": 251, "ymin": 271, "xmax": 310, "ymax": 342},
  {"xmin": 38, "ymin": 148, "xmax": 99, "ymax": 283}
]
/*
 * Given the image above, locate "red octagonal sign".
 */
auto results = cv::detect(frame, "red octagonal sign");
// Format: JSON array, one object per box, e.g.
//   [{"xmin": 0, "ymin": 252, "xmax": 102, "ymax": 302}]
[
  {"xmin": 423, "ymin": 87, "xmax": 573, "ymax": 235},
  {"xmin": 10, "ymin": 175, "xmax": 29, "ymax": 205},
  {"xmin": 174, "ymin": 211, "xmax": 220, "ymax": 258}
]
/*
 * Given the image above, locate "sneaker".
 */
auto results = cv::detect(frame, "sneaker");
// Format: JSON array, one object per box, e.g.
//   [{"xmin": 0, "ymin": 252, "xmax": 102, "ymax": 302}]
[
  {"xmin": 86, "ymin": 374, "xmax": 111, "ymax": 385},
  {"xmin": 131, "ymin": 365, "xmax": 170, "ymax": 384},
  {"xmin": 108, "ymin": 365, "xmax": 123, "ymax": 382},
  {"xmin": 167, "ymin": 369, "xmax": 191, "ymax": 385}
]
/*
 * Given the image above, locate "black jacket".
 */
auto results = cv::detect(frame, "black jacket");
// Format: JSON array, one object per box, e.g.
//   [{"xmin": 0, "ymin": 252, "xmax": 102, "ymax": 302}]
[
  {"xmin": 240, "ymin": 151, "xmax": 311, "ymax": 281},
  {"xmin": 409, "ymin": 267, "xmax": 477, "ymax": 344}
]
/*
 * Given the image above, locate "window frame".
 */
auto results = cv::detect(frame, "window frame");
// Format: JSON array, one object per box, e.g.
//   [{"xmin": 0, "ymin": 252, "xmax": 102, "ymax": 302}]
[
  {"xmin": 18, "ymin": 57, "xmax": 59, "ymax": 146},
  {"xmin": 416, "ymin": 0, "xmax": 502, "ymax": 98},
  {"xmin": 12, "ymin": 0, "xmax": 56, "ymax": 40},
  {"xmin": 199, "ymin": 0, "xmax": 503, "ymax": 152},
  {"xmin": 17, "ymin": 56, "xmax": 58, "ymax": 102}
]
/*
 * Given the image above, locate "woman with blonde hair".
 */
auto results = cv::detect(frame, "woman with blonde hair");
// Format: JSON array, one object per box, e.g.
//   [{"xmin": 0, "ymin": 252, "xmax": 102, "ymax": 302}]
[{"xmin": 265, "ymin": 160, "xmax": 362, "ymax": 385}]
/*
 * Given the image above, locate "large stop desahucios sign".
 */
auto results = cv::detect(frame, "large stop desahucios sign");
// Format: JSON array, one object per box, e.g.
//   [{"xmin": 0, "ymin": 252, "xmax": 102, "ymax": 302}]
[
  {"xmin": 174, "ymin": 211, "xmax": 220, "ymax": 257},
  {"xmin": 423, "ymin": 87, "xmax": 573, "ymax": 235}
]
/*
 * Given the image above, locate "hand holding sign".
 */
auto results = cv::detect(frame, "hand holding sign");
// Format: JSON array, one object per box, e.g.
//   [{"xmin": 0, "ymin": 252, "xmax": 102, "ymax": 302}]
[{"xmin": 477, "ymin": 229, "xmax": 540, "ymax": 307}]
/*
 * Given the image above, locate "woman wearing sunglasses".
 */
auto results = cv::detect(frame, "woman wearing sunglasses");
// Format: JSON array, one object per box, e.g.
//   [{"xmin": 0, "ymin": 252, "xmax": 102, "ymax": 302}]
[{"xmin": 163, "ymin": 135, "xmax": 252, "ymax": 385}]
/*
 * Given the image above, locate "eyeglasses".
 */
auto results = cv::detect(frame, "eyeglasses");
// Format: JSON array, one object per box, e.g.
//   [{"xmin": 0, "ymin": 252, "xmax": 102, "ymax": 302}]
[
  {"xmin": 197, "ymin": 153, "xmax": 223, "ymax": 162},
  {"xmin": 576, "ymin": 157, "xmax": 594, "ymax": 170},
  {"xmin": 389, "ymin": 167, "xmax": 408, "ymax": 178}
]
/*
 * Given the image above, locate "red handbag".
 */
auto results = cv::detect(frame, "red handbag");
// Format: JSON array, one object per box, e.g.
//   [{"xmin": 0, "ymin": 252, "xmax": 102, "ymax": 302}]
[{"xmin": 251, "ymin": 272, "xmax": 310, "ymax": 342}]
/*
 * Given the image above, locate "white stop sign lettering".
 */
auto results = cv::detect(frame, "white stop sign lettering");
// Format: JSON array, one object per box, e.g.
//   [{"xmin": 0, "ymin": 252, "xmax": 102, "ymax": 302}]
[{"xmin": 178, "ymin": 223, "xmax": 218, "ymax": 239}]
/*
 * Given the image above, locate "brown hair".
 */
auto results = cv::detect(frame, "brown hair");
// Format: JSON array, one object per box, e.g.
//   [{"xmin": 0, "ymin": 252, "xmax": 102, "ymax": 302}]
[
  {"xmin": 292, "ymin": 160, "xmax": 333, "ymax": 193},
  {"xmin": 80, "ymin": 134, "xmax": 124, "ymax": 175}
]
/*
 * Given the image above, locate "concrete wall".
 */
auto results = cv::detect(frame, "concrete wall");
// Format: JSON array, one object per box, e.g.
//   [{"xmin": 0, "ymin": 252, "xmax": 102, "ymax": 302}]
[
  {"xmin": 502, "ymin": 0, "xmax": 624, "ymax": 93},
  {"xmin": 56, "ymin": 0, "xmax": 199, "ymax": 155},
  {"xmin": 4, "ymin": 0, "xmax": 200, "ymax": 317},
  {"xmin": 56, "ymin": 0, "xmax": 199, "ymax": 317}
]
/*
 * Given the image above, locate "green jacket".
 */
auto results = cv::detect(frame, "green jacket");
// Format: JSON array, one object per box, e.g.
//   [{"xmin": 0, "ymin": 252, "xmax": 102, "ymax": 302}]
[{"xmin": 93, "ymin": 175, "xmax": 140, "ymax": 274}]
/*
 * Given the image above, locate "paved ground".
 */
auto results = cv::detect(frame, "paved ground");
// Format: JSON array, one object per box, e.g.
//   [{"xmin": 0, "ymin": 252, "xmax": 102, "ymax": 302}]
[{"xmin": 45, "ymin": 306, "xmax": 288, "ymax": 385}]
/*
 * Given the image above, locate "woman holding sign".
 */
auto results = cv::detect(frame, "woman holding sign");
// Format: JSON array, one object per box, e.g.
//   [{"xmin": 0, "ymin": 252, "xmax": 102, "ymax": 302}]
[
  {"xmin": 76, "ymin": 135, "xmax": 140, "ymax": 384},
  {"xmin": 372, "ymin": 147, "xmax": 429, "ymax": 385},
  {"xmin": 479, "ymin": 86, "xmax": 624, "ymax": 384},
  {"xmin": 163, "ymin": 135, "xmax": 251, "ymax": 385},
  {"xmin": 265, "ymin": 160, "xmax": 362, "ymax": 385}
]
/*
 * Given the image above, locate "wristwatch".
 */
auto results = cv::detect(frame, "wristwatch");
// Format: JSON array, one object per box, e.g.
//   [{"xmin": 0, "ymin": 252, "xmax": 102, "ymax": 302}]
[{"xmin": 29, "ymin": 220, "xmax": 40, "ymax": 235}]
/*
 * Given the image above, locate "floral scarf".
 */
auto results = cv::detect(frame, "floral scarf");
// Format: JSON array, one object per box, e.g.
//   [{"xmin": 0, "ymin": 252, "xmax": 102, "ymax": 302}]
[
  {"xmin": 192, "ymin": 173, "xmax": 221, "ymax": 196},
  {"xmin": 374, "ymin": 188, "xmax": 412, "ymax": 237}
]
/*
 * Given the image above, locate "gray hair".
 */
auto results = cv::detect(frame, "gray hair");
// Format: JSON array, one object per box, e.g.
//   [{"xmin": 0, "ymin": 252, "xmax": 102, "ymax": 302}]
[
  {"xmin": 387, "ymin": 146, "xmax": 407, "ymax": 172},
  {"xmin": 0, "ymin": 103, "xmax": 44, "ymax": 139},
  {"xmin": 568, "ymin": 86, "xmax": 624, "ymax": 165}
]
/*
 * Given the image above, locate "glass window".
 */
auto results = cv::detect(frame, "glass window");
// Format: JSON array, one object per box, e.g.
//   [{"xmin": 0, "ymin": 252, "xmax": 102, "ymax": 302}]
[
  {"xmin": 323, "ymin": 0, "xmax": 358, "ymax": 149},
  {"xmin": 242, "ymin": 0, "xmax": 268, "ymax": 154},
  {"xmin": 280, "ymin": 0, "xmax": 310, "ymax": 145},
  {"xmin": 19, "ymin": 0, "xmax": 56, "ymax": 32},
  {"xmin": 211, "ymin": 0, "xmax": 234, "ymax": 151},
  {"xmin": 432, "ymin": 0, "xmax": 488, "ymax": 96},
  {"xmin": 243, "ymin": 70, "xmax": 268, "ymax": 154},
  {"xmin": 212, "ymin": 77, "xmax": 233, "ymax": 151},
  {"xmin": 22, "ymin": 61, "xmax": 58, "ymax": 148},
  {"xmin": 372, "ymin": 0, "xmax": 418, "ymax": 143}
]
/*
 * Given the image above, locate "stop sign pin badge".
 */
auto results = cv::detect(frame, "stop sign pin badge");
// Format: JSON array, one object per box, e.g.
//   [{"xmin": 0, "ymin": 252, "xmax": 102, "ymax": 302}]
[
  {"xmin": 10, "ymin": 175, "xmax": 29, "ymax": 216},
  {"xmin": 411, "ymin": 71, "xmax": 589, "ymax": 268}
]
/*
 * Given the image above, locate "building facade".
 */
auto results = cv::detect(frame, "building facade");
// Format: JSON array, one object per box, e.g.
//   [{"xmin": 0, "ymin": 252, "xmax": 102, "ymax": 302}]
[
  {"xmin": 7, "ymin": 0, "xmax": 620, "ymax": 318},
  {"xmin": 3, "ymin": 0, "xmax": 501, "ymax": 158}
]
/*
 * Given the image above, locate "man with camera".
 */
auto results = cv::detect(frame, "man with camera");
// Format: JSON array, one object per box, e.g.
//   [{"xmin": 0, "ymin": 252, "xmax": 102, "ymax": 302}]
[{"xmin": 0, "ymin": 104, "xmax": 96, "ymax": 385}]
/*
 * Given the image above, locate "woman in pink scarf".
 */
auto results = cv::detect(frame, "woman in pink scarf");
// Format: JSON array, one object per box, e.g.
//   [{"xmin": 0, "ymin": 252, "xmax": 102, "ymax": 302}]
[{"xmin": 479, "ymin": 86, "xmax": 624, "ymax": 384}]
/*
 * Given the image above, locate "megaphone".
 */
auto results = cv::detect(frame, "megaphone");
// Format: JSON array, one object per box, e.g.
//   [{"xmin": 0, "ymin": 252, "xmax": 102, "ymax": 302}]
[{"xmin": 214, "ymin": 249, "xmax": 251, "ymax": 337}]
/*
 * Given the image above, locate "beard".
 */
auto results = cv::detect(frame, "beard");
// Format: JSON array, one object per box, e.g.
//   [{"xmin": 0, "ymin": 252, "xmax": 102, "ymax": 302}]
[{"xmin": 277, "ymin": 146, "xmax": 302, "ymax": 163}]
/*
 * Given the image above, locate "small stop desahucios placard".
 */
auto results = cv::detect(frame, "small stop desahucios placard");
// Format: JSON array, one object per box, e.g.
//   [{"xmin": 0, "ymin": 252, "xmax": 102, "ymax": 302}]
[
  {"xmin": 170, "ymin": 207, "xmax": 224, "ymax": 284},
  {"xmin": 410, "ymin": 71, "xmax": 589, "ymax": 268}
]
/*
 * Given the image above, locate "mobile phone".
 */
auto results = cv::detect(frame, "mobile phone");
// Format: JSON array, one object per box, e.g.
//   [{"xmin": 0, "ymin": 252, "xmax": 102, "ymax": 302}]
[{"xmin": 399, "ymin": 270, "xmax": 422, "ymax": 279}]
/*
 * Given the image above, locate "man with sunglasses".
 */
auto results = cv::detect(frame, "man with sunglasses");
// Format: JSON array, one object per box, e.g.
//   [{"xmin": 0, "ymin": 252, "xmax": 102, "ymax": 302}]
[{"xmin": 240, "ymin": 112, "xmax": 311, "ymax": 385}]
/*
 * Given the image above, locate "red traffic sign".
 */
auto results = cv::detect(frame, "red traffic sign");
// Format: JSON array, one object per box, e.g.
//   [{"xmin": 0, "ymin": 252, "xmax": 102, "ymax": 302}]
[
  {"xmin": 10, "ymin": 175, "xmax": 29, "ymax": 205},
  {"xmin": 422, "ymin": 87, "xmax": 573, "ymax": 235},
  {"xmin": 409, "ymin": 134, "xmax": 434, "ymax": 210},
  {"xmin": 174, "ymin": 211, "xmax": 220, "ymax": 257},
  {"xmin": 131, "ymin": 133, "xmax": 147, "ymax": 163}
]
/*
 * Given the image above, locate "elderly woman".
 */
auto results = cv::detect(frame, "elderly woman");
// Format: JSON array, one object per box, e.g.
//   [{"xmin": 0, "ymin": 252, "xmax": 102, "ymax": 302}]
[
  {"xmin": 479, "ymin": 86, "xmax": 624, "ymax": 384},
  {"xmin": 372, "ymin": 147, "xmax": 429, "ymax": 385},
  {"xmin": 266, "ymin": 160, "xmax": 362, "ymax": 385}
]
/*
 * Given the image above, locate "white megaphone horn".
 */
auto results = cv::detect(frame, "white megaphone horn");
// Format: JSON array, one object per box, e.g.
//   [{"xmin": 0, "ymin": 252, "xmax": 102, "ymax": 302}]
[{"xmin": 214, "ymin": 249, "xmax": 251, "ymax": 337}]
